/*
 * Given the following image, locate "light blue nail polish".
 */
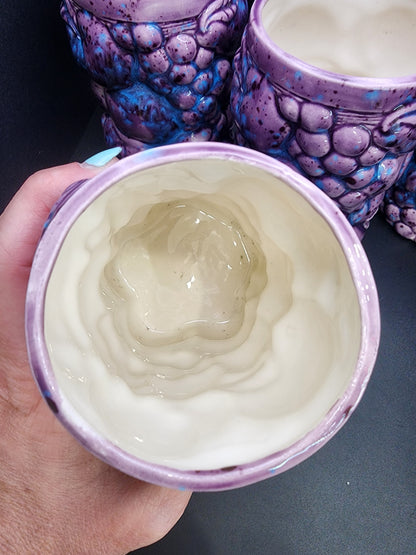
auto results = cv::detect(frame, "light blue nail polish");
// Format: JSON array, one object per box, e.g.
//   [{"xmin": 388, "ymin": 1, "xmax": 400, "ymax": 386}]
[{"xmin": 83, "ymin": 146, "xmax": 122, "ymax": 167}]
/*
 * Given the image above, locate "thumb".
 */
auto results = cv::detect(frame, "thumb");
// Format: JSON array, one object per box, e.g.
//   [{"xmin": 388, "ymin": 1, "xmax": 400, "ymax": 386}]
[
  {"xmin": 0, "ymin": 149, "xmax": 121, "ymax": 274},
  {"xmin": 0, "ymin": 150, "xmax": 121, "ymax": 364}
]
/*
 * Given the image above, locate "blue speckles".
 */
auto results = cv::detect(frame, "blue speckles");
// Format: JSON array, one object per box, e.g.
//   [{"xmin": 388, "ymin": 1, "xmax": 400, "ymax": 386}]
[
  {"xmin": 197, "ymin": 95, "xmax": 216, "ymax": 115},
  {"xmin": 193, "ymin": 72, "xmax": 212, "ymax": 95},
  {"xmin": 107, "ymin": 81, "xmax": 185, "ymax": 145},
  {"xmin": 382, "ymin": 152, "xmax": 416, "ymax": 240},
  {"xmin": 41, "ymin": 217, "xmax": 52, "ymax": 236},
  {"xmin": 391, "ymin": 121, "xmax": 402, "ymax": 134},
  {"xmin": 95, "ymin": 45, "xmax": 104, "ymax": 57},
  {"xmin": 41, "ymin": 180, "xmax": 86, "ymax": 236},
  {"xmin": 348, "ymin": 202, "xmax": 370, "ymax": 227},
  {"xmin": 365, "ymin": 90, "xmax": 381, "ymax": 104},
  {"xmin": 61, "ymin": 0, "xmax": 248, "ymax": 153},
  {"xmin": 294, "ymin": 70, "xmax": 302, "ymax": 81},
  {"xmin": 43, "ymin": 391, "xmax": 59, "ymax": 414}
]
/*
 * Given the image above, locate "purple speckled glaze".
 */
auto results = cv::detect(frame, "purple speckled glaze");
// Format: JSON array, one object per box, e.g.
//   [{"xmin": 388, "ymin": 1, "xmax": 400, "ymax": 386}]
[
  {"xmin": 382, "ymin": 152, "xmax": 416, "ymax": 241},
  {"xmin": 229, "ymin": 0, "xmax": 416, "ymax": 237},
  {"xmin": 25, "ymin": 142, "xmax": 380, "ymax": 491},
  {"xmin": 60, "ymin": 0, "xmax": 248, "ymax": 155}
]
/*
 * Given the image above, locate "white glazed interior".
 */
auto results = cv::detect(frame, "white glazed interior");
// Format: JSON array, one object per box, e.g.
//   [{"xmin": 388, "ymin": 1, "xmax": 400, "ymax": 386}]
[
  {"xmin": 44, "ymin": 158, "xmax": 361, "ymax": 471},
  {"xmin": 261, "ymin": 0, "xmax": 416, "ymax": 78}
]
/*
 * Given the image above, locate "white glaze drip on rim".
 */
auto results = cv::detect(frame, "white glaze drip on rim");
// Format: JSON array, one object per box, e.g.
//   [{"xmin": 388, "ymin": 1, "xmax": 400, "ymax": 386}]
[
  {"xmin": 262, "ymin": 0, "xmax": 416, "ymax": 78},
  {"xmin": 44, "ymin": 158, "xmax": 361, "ymax": 470}
]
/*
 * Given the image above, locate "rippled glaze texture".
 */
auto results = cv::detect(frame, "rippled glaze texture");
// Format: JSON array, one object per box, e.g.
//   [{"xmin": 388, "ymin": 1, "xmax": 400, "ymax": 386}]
[
  {"xmin": 261, "ymin": 0, "xmax": 416, "ymax": 79},
  {"xmin": 45, "ymin": 159, "xmax": 361, "ymax": 470}
]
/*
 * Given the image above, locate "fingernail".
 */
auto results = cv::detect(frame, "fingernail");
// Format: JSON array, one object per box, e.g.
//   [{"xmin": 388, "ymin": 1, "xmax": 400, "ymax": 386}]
[{"xmin": 82, "ymin": 146, "xmax": 122, "ymax": 167}]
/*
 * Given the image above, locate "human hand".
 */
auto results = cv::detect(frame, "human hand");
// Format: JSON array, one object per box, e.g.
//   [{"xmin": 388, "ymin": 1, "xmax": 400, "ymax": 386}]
[{"xmin": 0, "ymin": 155, "xmax": 191, "ymax": 554}]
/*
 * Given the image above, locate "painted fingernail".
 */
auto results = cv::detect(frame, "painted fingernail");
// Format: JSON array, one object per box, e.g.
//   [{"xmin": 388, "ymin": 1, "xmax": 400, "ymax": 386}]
[{"xmin": 82, "ymin": 146, "xmax": 122, "ymax": 167}]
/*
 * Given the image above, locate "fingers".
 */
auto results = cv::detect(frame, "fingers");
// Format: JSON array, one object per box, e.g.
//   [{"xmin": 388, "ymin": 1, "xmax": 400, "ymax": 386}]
[
  {"xmin": 0, "ymin": 154, "xmax": 120, "ymax": 368},
  {"xmin": 133, "ymin": 484, "xmax": 192, "ymax": 548}
]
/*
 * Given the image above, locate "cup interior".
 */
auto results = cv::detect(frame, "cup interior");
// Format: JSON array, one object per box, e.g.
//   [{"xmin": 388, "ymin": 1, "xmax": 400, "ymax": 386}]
[{"xmin": 261, "ymin": 0, "xmax": 416, "ymax": 78}]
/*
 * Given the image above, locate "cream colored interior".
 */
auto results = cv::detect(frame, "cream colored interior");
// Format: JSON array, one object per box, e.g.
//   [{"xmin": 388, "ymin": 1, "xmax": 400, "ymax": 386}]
[
  {"xmin": 262, "ymin": 0, "xmax": 416, "ymax": 78},
  {"xmin": 45, "ymin": 158, "xmax": 361, "ymax": 470}
]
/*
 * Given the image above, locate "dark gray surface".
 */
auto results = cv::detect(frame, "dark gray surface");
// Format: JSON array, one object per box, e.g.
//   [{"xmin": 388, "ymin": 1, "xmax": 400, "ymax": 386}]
[
  {"xmin": 136, "ymin": 214, "xmax": 416, "ymax": 555},
  {"xmin": 0, "ymin": 0, "xmax": 95, "ymax": 212}
]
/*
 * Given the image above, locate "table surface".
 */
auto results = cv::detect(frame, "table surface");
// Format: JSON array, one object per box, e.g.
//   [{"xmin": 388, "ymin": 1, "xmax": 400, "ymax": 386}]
[{"xmin": 71, "ymin": 115, "xmax": 416, "ymax": 555}]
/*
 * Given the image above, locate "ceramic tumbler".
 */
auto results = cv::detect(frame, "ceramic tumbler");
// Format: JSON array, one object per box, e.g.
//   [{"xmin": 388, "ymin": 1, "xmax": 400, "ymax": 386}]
[
  {"xmin": 26, "ymin": 142, "xmax": 380, "ymax": 491},
  {"xmin": 230, "ymin": 0, "xmax": 416, "ymax": 237},
  {"xmin": 382, "ymin": 152, "xmax": 416, "ymax": 241},
  {"xmin": 61, "ymin": 0, "xmax": 249, "ymax": 155}
]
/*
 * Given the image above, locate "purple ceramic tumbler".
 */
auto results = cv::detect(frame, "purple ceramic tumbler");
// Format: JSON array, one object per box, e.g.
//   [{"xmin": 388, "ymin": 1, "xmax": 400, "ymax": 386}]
[
  {"xmin": 61, "ymin": 0, "xmax": 248, "ymax": 155},
  {"xmin": 230, "ymin": 0, "xmax": 416, "ymax": 237},
  {"xmin": 26, "ymin": 143, "xmax": 380, "ymax": 491},
  {"xmin": 382, "ymin": 151, "xmax": 416, "ymax": 241}
]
